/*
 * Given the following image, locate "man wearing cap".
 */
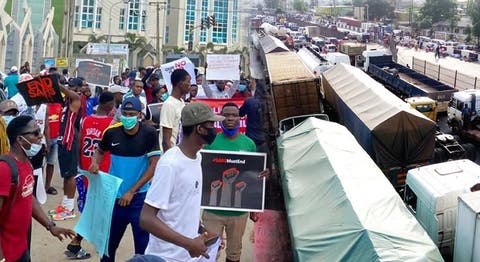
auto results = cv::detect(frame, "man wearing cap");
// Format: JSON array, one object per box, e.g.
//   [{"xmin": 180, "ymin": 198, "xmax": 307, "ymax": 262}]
[
  {"xmin": 0, "ymin": 99, "xmax": 19, "ymax": 154},
  {"xmin": 4, "ymin": 66, "xmax": 19, "ymax": 98},
  {"xmin": 146, "ymin": 74, "xmax": 161, "ymax": 104},
  {"xmin": 89, "ymin": 96, "xmax": 161, "ymax": 262},
  {"xmin": 140, "ymin": 102, "xmax": 224, "ymax": 261}
]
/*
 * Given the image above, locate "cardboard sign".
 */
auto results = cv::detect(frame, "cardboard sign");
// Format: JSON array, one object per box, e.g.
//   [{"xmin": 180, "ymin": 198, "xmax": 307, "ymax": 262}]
[
  {"xmin": 206, "ymin": 54, "xmax": 241, "ymax": 81},
  {"xmin": 200, "ymin": 150, "xmax": 266, "ymax": 212},
  {"xmin": 15, "ymin": 74, "xmax": 63, "ymax": 106},
  {"xmin": 77, "ymin": 60, "xmax": 112, "ymax": 87},
  {"xmin": 192, "ymin": 98, "xmax": 246, "ymax": 133},
  {"xmin": 160, "ymin": 57, "xmax": 196, "ymax": 93}
]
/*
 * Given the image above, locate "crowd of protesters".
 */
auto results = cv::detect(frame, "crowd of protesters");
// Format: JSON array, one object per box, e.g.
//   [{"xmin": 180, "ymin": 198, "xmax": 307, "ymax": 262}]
[{"xmin": 0, "ymin": 60, "xmax": 268, "ymax": 262}]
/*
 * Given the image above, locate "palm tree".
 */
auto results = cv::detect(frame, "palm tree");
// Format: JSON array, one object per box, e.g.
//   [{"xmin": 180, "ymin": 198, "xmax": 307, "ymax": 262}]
[
  {"xmin": 88, "ymin": 34, "xmax": 107, "ymax": 43},
  {"xmin": 122, "ymin": 33, "xmax": 147, "ymax": 67}
]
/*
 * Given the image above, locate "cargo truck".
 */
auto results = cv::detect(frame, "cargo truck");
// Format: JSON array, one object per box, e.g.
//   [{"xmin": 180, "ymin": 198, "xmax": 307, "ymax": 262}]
[
  {"xmin": 339, "ymin": 42, "xmax": 366, "ymax": 65},
  {"xmin": 367, "ymin": 55, "xmax": 457, "ymax": 113}
]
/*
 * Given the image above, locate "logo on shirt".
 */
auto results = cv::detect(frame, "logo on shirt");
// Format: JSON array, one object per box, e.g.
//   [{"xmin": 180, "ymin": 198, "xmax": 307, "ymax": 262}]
[
  {"xmin": 22, "ymin": 174, "xmax": 34, "ymax": 198},
  {"xmin": 111, "ymin": 142, "xmax": 120, "ymax": 147}
]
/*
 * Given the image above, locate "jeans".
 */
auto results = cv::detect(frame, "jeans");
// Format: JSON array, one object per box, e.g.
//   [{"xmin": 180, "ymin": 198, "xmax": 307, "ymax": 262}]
[{"xmin": 101, "ymin": 192, "xmax": 149, "ymax": 262}]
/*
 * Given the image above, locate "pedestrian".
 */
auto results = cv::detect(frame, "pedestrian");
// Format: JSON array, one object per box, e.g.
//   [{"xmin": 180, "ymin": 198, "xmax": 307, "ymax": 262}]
[
  {"xmin": 49, "ymin": 78, "xmax": 83, "ymax": 221},
  {"xmin": 435, "ymin": 45, "xmax": 440, "ymax": 59},
  {"xmin": 88, "ymin": 96, "xmax": 161, "ymax": 262},
  {"xmin": 44, "ymin": 102, "xmax": 63, "ymax": 196},
  {"xmin": 0, "ymin": 115, "xmax": 76, "ymax": 262},
  {"xmin": 239, "ymin": 82, "xmax": 268, "ymax": 151},
  {"xmin": 140, "ymin": 102, "xmax": 224, "ymax": 261},
  {"xmin": 81, "ymin": 82, "xmax": 99, "ymax": 116},
  {"xmin": 159, "ymin": 69, "xmax": 191, "ymax": 152},
  {"xmin": 0, "ymin": 99, "xmax": 19, "ymax": 155},
  {"xmin": 184, "ymin": 84, "xmax": 198, "ymax": 103},
  {"xmin": 231, "ymin": 81, "xmax": 252, "ymax": 99},
  {"xmin": 202, "ymin": 102, "xmax": 268, "ymax": 262},
  {"xmin": 4, "ymin": 66, "xmax": 19, "ymax": 98},
  {"xmin": 151, "ymin": 85, "xmax": 168, "ymax": 104}
]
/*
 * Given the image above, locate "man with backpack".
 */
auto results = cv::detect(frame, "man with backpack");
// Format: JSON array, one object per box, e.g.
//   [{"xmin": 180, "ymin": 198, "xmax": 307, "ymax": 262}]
[{"xmin": 0, "ymin": 115, "xmax": 75, "ymax": 262}]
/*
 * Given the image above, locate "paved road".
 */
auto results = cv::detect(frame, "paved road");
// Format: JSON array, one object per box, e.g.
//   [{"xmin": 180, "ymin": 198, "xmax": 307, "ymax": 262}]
[{"xmin": 31, "ymin": 167, "xmax": 255, "ymax": 261}]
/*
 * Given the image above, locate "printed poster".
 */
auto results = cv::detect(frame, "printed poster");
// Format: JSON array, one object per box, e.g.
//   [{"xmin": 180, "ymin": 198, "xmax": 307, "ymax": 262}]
[
  {"xmin": 206, "ymin": 54, "xmax": 241, "ymax": 81},
  {"xmin": 200, "ymin": 150, "xmax": 266, "ymax": 212},
  {"xmin": 15, "ymin": 74, "xmax": 63, "ymax": 106},
  {"xmin": 74, "ymin": 170, "xmax": 123, "ymax": 258},
  {"xmin": 147, "ymin": 102, "xmax": 163, "ymax": 124},
  {"xmin": 160, "ymin": 57, "xmax": 196, "ymax": 93},
  {"xmin": 76, "ymin": 59, "xmax": 112, "ymax": 87}
]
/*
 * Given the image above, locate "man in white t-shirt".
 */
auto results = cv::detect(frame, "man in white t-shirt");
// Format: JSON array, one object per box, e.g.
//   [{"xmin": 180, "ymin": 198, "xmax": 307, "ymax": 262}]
[
  {"xmin": 140, "ymin": 102, "xmax": 224, "ymax": 261},
  {"xmin": 159, "ymin": 69, "xmax": 191, "ymax": 152}
]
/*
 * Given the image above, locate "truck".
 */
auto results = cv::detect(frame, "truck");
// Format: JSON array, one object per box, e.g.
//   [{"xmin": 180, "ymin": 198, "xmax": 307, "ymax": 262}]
[
  {"xmin": 304, "ymin": 25, "xmax": 320, "ymax": 39},
  {"xmin": 295, "ymin": 47, "xmax": 332, "ymax": 77},
  {"xmin": 339, "ymin": 42, "xmax": 366, "ymax": 65},
  {"xmin": 404, "ymin": 159, "xmax": 480, "ymax": 260},
  {"xmin": 454, "ymin": 191, "xmax": 480, "ymax": 262},
  {"xmin": 366, "ymin": 55, "xmax": 457, "ymax": 113},
  {"xmin": 277, "ymin": 117, "xmax": 443, "ymax": 261},
  {"xmin": 448, "ymin": 89, "xmax": 480, "ymax": 144}
]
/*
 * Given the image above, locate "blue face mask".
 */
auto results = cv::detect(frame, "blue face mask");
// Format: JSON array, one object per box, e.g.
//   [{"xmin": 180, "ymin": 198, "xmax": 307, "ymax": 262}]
[
  {"xmin": 120, "ymin": 115, "xmax": 138, "ymax": 130},
  {"xmin": 2, "ymin": 115, "xmax": 15, "ymax": 126},
  {"xmin": 20, "ymin": 136, "xmax": 43, "ymax": 157},
  {"xmin": 238, "ymin": 84, "xmax": 247, "ymax": 92},
  {"xmin": 221, "ymin": 122, "xmax": 239, "ymax": 137},
  {"xmin": 161, "ymin": 93, "xmax": 169, "ymax": 101}
]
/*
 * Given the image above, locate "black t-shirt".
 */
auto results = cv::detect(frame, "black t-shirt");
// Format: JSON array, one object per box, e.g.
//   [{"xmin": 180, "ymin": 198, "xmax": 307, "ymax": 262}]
[{"xmin": 99, "ymin": 122, "xmax": 159, "ymax": 157}]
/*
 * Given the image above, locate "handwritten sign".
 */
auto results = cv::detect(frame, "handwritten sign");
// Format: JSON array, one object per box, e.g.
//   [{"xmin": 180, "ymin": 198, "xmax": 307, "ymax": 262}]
[
  {"xmin": 206, "ymin": 54, "xmax": 241, "ymax": 81},
  {"xmin": 160, "ymin": 57, "xmax": 196, "ymax": 93},
  {"xmin": 15, "ymin": 74, "xmax": 63, "ymax": 106}
]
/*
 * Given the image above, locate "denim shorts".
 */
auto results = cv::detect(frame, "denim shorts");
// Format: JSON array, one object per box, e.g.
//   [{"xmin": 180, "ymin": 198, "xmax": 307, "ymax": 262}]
[{"xmin": 46, "ymin": 138, "xmax": 58, "ymax": 165}]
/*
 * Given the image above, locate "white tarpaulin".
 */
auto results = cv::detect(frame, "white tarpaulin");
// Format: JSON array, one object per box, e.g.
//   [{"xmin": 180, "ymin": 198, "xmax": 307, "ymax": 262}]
[
  {"xmin": 206, "ymin": 54, "xmax": 240, "ymax": 80},
  {"xmin": 277, "ymin": 118, "xmax": 443, "ymax": 262}
]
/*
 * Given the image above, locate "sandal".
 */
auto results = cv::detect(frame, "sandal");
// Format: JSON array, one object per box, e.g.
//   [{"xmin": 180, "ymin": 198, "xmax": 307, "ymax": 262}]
[
  {"xmin": 64, "ymin": 249, "xmax": 91, "ymax": 260},
  {"xmin": 46, "ymin": 186, "xmax": 58, "ymax": 195}
]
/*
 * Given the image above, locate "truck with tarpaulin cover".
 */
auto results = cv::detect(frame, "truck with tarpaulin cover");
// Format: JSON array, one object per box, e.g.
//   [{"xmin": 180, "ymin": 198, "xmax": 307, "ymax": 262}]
[{"xmin": 277, "ymin": 117, "xmax": 443, "ymax": 261}]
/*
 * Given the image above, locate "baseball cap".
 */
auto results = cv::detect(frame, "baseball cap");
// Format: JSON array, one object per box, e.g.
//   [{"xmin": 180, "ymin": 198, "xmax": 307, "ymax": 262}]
[
  {"xmin": 10, "ymin": 66, "xmax": 18, "ymax": 72},
  {"xmin": 68, "ymin": 77, "xmax": 83, "ymax": 87},
  {"xmin": 150, "ymin": 74, "xmax": 160, "ymax": 80},
  {"xmin": 121, "ymin": 96, "xmax": 142, "ymax": 112},
  {"xmin": 181, "ymin": 102, "xmax": 225, "ymax": 127},
  {"xmin": 0, "ymin": 100, "xmax": 19, "ymax": 113}
]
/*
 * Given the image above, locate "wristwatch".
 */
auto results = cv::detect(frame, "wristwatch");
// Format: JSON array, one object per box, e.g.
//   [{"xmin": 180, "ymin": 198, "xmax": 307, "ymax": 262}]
[{"xmin": 46, "ymin": 220, "xmax": 56, "ymax": 231}]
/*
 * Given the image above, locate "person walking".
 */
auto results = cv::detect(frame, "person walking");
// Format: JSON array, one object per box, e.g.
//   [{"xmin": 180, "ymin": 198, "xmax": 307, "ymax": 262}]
[{"xmin": 4, "ymin": 66, "xmax": 19, "ymax": 99}]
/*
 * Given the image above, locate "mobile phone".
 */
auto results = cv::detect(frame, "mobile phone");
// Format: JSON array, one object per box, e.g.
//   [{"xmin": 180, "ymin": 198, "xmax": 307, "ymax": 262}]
[{"xmin": 205, "ymin": 235, "xmax": 219, "ymax": 247}]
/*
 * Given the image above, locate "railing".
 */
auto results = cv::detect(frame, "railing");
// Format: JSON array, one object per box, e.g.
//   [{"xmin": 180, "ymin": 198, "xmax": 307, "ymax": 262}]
[{"xmin": 412, "ymin": 57, "xmax": 479, "ymax": 91}]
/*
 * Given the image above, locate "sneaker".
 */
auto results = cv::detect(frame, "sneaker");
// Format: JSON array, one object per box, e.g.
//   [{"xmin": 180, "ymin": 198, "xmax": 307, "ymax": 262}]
[
  {"xmin": 48, "ymin": 205, "xmax": 66, "ymax": 215},
  {"xmin": 51, "ymin": 209, "xmax": 76, "ymax": 221}
]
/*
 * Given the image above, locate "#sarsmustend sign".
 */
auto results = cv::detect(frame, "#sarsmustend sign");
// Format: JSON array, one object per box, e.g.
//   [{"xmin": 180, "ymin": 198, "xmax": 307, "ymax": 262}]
[
  {"xmin": 200, "ymin": 150, "xmax": 266, "ymax": 212},
  {"xmin": 15, "ymin": 74, "xmax": 63, "ymax": 106}
]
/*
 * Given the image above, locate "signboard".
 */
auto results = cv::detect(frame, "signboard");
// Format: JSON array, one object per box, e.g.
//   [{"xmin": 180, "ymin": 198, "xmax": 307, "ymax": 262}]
[
  {"xmin": 192, "ymin": 98, "xmax": 246, "ymax": 133},
  {"xmin": 15, "ymin": 74, "xmax": 64, "ymax": 106},
  {"xmin": 86, "ymin": 43, "xmax": 129, "ymax": 56},
  {"xmin": 44, "ymin": 57, "xmax": 55, "ymax": 69},
  {"xmin": 56, "ymin": 57, "xmax": 68, "ymax": 67},
  {"xmin": 160, "ymin": 57, "xmax": 196, "ymax": 93},
  {"xmin": 76, "ymin": 60, "xmax": 112, "ymax": 87},
  {"xmin": 200, "ymin": 150, "xmax": 266, "ymax": 212},
  {"xmin": 206, "ymin": 54, "xmax": 241, "ymax": 81}
]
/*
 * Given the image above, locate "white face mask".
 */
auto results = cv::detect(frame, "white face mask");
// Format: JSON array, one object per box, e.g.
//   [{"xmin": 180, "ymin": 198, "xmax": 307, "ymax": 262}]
[{"xmin": 20, "ymin": 136, "xmax": 42, "ymax": 157}]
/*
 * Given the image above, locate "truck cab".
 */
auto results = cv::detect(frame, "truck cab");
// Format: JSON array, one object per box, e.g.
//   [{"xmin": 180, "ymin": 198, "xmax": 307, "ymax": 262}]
[
  {"xmin": 448, "ymin": 89, "xmax": 480, "ymax": 122},
  {"xmin": 361, "ymin": 49, "xmax": 387, "ymax": 71},
  {"xmin": 405, "ymin": 96, "xmax": 437, "ymax": 121},
  {"xmin": 404, "ymin": 159, "xmax": 480, "ymax": 259}
]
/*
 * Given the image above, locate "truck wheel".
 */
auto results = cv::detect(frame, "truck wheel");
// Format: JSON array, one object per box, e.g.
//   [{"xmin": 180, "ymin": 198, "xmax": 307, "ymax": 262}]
[
  {"xmin": 461, "ymin": 143, "xmax": 477, "ymax": 161},
  {"xmin": 433, "ymin": 147, "xmax": 447, "ymax": 163}
]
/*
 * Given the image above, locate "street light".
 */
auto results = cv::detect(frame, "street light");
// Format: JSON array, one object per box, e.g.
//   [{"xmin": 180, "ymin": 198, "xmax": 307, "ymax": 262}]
[{"xmin": 108, "ymin": 0, "xmax": 132, "ymax": 54}]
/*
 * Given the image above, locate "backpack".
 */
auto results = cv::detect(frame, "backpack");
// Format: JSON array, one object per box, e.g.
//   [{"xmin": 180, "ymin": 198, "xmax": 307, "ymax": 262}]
[{"xmin": 0, "ymin": 155, "xmax": 19, "ymax": 226}]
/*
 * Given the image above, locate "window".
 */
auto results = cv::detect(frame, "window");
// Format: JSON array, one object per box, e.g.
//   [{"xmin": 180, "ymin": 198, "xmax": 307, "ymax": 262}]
[
  {"xmin": 165, "ymin": 26, "xmax": 169, "ymax": 43},
  {"xmin": 119, "ymin": 9, "xmax": 125, "ymax": 30},
  {"xmin": 232, "ymin": 0, "xmax": 239, "ymax": 41},
  {"xmin": 95, "ymin": 7, "xmax": 102, "ymax": 29},
  {"xmin": 81, "ymin": 0, "xmax": 95, "ymax": 28},
  {"xmin": 141, "ymin": 10, "xmax": 146, "ymax": 31},
  {"xmin": 200, "ymin": 0, "xmax": 208, "ymax": 43},
  {"xmin": 128, "ymin": 0, "xmax": 140, "ymax": 30},
  {"xmin": 212, "ymin": 0, "xmax": 228, "ymax": 44},
  {"xmin": 74, "ymin": 6, "xmax": 80, "ymax": 27},
  {"xmin": 167, "ymin": 0, "xmax": 171, "ymax": 15},
  {"xmin": 184, "ymin": 0, "xmax": 196, "ymax": 42}
]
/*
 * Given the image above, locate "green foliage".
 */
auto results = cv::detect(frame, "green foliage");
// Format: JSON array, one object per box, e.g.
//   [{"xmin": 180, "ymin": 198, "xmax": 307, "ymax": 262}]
[
  {"xmin": 467, "ymin": 0, "xmax": 480, "ymax": 47},
  {"xmin": 294, "ymin": 0, "xmax": 308, "ymax": 12},
  {"xmin": 364, "ymin": 0, "xmax": 394, "ymax": 20},
  {"xmin": 88, "ymin": 35, "xmax": 107, "ymax": 43},
  {"xmin": 51, "ymin": 0, "xmax": 64, "ymax": 41},
  {"xmin": 419, "ymin": 0, "xmax": 456, "ymax": 25},
  {"xmin": 123, "ymin": 33, "xmax": 147, "ymax": 51},
  {"xmin": 4, "ymin": 0, "xmax": 12, "ymax": 15}
]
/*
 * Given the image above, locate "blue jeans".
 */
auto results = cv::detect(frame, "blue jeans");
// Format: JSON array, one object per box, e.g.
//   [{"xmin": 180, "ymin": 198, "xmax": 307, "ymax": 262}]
[{"xmin": 101, "ymin": 192, "xmax": 148, "ymax": 262}]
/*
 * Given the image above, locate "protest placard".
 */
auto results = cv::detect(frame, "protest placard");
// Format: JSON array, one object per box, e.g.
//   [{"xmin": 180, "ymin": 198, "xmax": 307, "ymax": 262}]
[
  {"xmin": 160, "ymin": 57, "xmax": 196, "ymax": 93},
  {"xmin": 15, "ymin": 74, "xmax": 63, "ymax": 106},
  {"xmin": 75, "ymin": 170, "xmax": 123, "ymax": 257},
  {"xmin": 76, "ymin": 60, "xmax": 112, "ymax": 87},
  {"xmin": 206, "ymin": 54, "xmax": 241, "ymax": 81},
  {"xmin": 200, "ymin": 150, "xmax": 266, "ymax": 212},
  {"xmin": 192, "ymin": 98, "xmax": 246, "ymax": 133},
  {"xmin": 147, "ymin": 102, "xmax": 163, "ymax": 124}
]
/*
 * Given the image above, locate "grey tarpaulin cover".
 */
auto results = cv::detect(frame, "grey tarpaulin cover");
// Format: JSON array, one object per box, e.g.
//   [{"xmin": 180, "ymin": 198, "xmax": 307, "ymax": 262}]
[
  {"xmin": 321, "ymin": 63, "xmax": 436, "ymax": 168},
  {"xmin": 277, "ymin": 118, "xmax": 443, "ymax": 262}
]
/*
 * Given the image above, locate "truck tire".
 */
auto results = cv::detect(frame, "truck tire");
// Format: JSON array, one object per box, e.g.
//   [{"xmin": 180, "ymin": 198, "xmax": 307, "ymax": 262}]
[
  {"xmin": 461, "ymin": 143, "xmax": 477, "ymax": 161},
  {"xmin": 433, "ymin": 147, "xmax": 447, "ymax": 163}
]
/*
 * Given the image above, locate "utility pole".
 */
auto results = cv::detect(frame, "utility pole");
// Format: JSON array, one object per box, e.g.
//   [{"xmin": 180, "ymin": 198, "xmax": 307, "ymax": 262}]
[{"xmin": 149, "ymin": 1, "xmax": 166, "ymax": 64}]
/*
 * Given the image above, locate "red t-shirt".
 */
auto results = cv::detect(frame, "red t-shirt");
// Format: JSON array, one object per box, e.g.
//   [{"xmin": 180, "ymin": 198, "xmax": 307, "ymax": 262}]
[
  {"xmin": 0, "ymin": 156, "xmax": 34, "ymax": 262},
  {"xmin": 48, "ymin": 103, "xmax": 63, "ymax": 139},
  {"xmin": 80, "ymin": 115, "xmax": 113, "ymax": 172}
]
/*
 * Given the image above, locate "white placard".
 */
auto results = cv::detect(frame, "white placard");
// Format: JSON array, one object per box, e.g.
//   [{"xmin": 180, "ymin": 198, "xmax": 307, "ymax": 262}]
[
  {"xmin": 206, "ymin": 54, "xmax": 241, "ymax": 81},
  {"xmin": 160, "ymin": 57, "xmax": 196, "ymax": 93}
]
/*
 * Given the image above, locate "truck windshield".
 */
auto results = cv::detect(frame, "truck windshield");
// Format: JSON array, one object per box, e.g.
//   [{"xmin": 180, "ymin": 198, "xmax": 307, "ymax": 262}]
[{"xmin": 415, "ymin": 104, "xmax": 434, "ymax": 113}]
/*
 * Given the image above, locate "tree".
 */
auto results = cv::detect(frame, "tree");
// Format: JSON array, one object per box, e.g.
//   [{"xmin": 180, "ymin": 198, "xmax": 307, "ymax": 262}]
[
  {"xmin": 123, "ymin": 33, "xmax": 147, "ymax": 52},
  {"xmin": 419, "ymin": 0, "xmax": 456, "ymax": 25},
  {"xmin": 465, "ymin": 25, "xmax": 472, "ymax": 43},
  {"xmin": 293, "ymin": 0, "xmax": 308, "ymax": 12},
  {"xmin": 88, "ymin": 34, "xmax": 107, "ymax": 43},
  {"xmin": 364, "ymin": 0, "xmax": 394, "ymax": 21},
  {"xmin": 467, "ymin": 0, "xmax": 480, "ymax": 48}
]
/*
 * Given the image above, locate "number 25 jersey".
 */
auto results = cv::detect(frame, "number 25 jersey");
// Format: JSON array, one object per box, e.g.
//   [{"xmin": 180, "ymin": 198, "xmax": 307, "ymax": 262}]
[{"xmin": 80, "ymin": 115, "xmax": 113, "ymax": 172}]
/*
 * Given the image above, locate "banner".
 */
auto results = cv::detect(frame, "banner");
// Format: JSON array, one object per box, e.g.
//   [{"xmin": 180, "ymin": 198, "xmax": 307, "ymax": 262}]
[
  {"xmin": 77, "ymin": 60, "xmax": 112, "ymax": 87},
  {"xmin": 75, "ymin": 170, "xmax": 123, "ymax": 258},
  {"xmin": 86, "ymin": 43, "xmax": 129, "ymax": 56},
  {"xmin": 200, "ymin": 150, "xmax": 266, "ymax": 212},
  {"xmin": 206, "ymin": 54, "xmax": 241, "ymax": 81},
  {"xmin": 160, "ymin": 57, "xmax": 196, "ymax": 93},
  {"xmin": 15, "ymin": 74, "xmax": 63, "ymax": 106},
  {"xmin": 192, "ymin": 98, "xmax": 246, "ymax": 133}
]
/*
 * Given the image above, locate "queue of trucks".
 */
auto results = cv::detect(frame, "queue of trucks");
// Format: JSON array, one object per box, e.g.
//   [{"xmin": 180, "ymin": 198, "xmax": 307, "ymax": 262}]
[{"xmin": 252, "ymin": 26, "xmax": 480, "ymax": 261}]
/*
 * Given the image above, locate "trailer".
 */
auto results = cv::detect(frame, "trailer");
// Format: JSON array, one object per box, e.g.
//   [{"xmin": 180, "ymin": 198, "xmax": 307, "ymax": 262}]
[{"xmin": 367, "ymin": 55, "xmax": 457, "ymax": 112}]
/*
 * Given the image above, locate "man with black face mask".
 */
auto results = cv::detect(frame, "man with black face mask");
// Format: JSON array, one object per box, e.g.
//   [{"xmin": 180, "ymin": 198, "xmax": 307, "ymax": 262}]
[{"xmin": 139, "ymin": 102, "xmax": 224, "ymax": 261}]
